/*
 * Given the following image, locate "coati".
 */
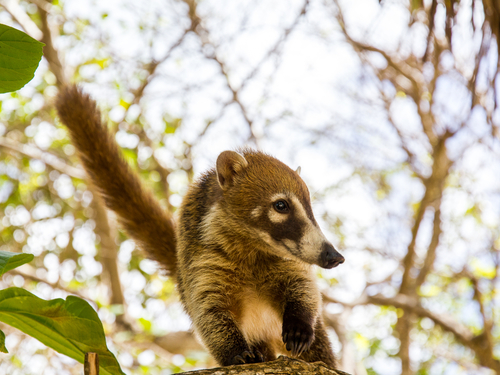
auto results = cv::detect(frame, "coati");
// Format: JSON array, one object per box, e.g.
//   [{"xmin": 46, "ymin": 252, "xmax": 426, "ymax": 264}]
[{"xmin": 56, "ymin": 85, "xmax": 345, "ymax": 368}]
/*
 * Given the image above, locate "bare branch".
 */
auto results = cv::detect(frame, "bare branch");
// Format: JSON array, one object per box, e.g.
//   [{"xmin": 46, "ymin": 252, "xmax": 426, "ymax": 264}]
[
  {"xmin": 324, "ymin": 292, "xmax": 500, "ymax": 373},
  {"xmin": 333, "ymin": 0, "xmax": 441, "ymax": 147},
  {"xmin": 469, "ymin": 22, "xmax": 490, "ymax": 109},
  {"xmin": 28, "ymin": 0, "xmax": 51, "ymax": 12},
  {"xmin": 181, "ymin": 0, "xmax": 255, "ymax": 142},
  {"xmin": 415, "ymin": 208, "xmax": 442, "ymax": 287},
  {"xmin": 396, "ymin": 308, "xmax": 412, "ymax": 375},
  {"xmin": 128, "ymin": 30, "xmax": 190, "ymax": 108},
  {"xmin": 91, "ymin": 195, "xmax": 131, "ymax": 330},
  {"xmin": 483, "ymin": 0, "xmax": 500, "ymax": 54},
  {"xmin": 323, "ymin": 292, "xmax": 474, "ymax": 343},
  {"xmin": 324, "ymin": 310, "xmax": 366, "ymax": 375},
  {"xmin": 239, "ymin": 0, "xmax": 309, "ymax": 91},
  {"xmin": 423, "ymin": 0, "xmax": 438, "ymax": 62},
  {"xmin": 181, "ymin": 0, "xmax": 309, "ymax": 144},
  {"xmin": 0, "ymin": 136, "xmax": 86, "ymax": 179},
  {"xmin": 392, "ymin": 135, "xmax": 452, "ymax": 374},
  {"xmin": 9, "ymin": 268, "xmax": 88, "ymax": 300},
  {"xmin": 380, "ymin": 91, "xmax": 425, "ymax": 179},
  {"xmin": 154, "ymin": 331, "xmax": 204, "ymax": 355},
  {"xmin": 0, "ymin": 0, "xmax": 43, "ymax": 40},
  {"xmin": 333, "ymin": 1, "xmax": 424, "ymax": 91},
  {"xmin": 399, "ymin": 132, "xmax": 453, "ymax": 295},
  {"xmin": 470, "ymin": 273, "xmax": 495, "ymax": 366},
  {"xmin": 37, "ymin": 4, "xmax": 66, "ymax": 86}
]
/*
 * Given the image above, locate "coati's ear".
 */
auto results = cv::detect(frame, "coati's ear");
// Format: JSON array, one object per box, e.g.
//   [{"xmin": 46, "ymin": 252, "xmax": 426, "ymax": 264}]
[
  {"xmin": 295, "ymin": 166, "xmax": 301, "ymax": 175},
  {"xmin": 216, "ymin": 151, "xmax": 248, "ymax": 190}
]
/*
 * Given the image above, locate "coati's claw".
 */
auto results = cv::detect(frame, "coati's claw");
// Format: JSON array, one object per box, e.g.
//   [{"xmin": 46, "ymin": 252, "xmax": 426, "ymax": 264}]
[
  {"xmin": 230, "ymin": 350, "xmax": 255, "ymax": 365},
  {"xmin": 297, "ymin": 339, "xmax": 308, "ymax": 356},
  {"xmin": 254, "ymin": 350, "xmax": 264, "ymax": 363},
  {"xmin": 231, "ymin": 355, "xmax": 245, "ymax": 365},
  {"xmin": 282, "ymin": 317, "xmax": 314, "ymax": 357}
]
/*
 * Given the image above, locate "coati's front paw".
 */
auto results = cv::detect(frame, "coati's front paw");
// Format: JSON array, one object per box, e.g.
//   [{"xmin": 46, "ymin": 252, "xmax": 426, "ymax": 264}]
[
  {"xmin": 282, "ymin": 317, "xmax": 314, "ymax": 356},
  {"xmin": 230, "ymin": 349, "xmax": 264, "ymax": 365}
]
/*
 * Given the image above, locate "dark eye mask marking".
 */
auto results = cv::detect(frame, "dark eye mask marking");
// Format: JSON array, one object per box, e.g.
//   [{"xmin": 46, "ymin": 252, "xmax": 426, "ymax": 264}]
[{"xmin": 268, "ymin": 214, "xmax": 304, "ymax": 243}]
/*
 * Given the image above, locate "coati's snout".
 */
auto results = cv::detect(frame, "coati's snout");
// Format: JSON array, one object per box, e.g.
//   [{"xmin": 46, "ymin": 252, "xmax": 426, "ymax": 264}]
[{"xmin": 319, "ymin": 242, "xmax": 345, "ymax": 269}]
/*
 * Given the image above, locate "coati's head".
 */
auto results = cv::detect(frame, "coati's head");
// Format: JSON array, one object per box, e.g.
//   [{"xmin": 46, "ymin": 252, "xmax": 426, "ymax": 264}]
[{"xmin": 215, "ymin": 150, "xmax": 344, "ymax": 269}]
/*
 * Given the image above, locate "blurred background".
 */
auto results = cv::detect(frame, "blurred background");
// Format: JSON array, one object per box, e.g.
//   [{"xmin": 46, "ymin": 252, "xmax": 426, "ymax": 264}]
[{"xmin": 0, "ymin": 0, "xmax": 499, "ymax": 374}]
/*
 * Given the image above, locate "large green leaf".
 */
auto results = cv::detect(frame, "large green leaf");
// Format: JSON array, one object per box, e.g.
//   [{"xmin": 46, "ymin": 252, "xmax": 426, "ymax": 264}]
[
  {"xmin": 0, "ymin": 288, "xmax": 124, "ymax": 375},
  {"xmin": 0, "ymin": 250, "xmax": 34, "ymax": 276},
  {"xmin": 0, "ymin": 24, "xmax": 44, "ymax": 93}
]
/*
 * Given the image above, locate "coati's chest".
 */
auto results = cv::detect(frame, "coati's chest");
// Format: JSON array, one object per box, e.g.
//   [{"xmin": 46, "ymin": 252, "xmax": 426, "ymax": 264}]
[{"xmin": 236, "ymin": 287, "xmax": 286, "ymax": 354}]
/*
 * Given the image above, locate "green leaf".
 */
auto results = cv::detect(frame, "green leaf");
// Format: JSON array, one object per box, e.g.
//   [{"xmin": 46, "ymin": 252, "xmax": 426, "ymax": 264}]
[
  {"xmin": 0, "ymin": 329, "xmax": 7, "ymax": 353},
  {"xmin": 0, "ymin": 251, "xmax": 34, "ymax": 276},
  {"xmin": 0, "ymin": 287, "xmax": 124, "ymax": 375},
  {"xmin": 0, "ymin": 24, "xmax": 44, "ymax": 93}
]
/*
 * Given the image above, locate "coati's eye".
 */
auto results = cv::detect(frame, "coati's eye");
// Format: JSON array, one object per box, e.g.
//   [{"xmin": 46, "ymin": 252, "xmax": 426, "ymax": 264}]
[{"xmin": 274, "ymin": 200, "xmax": 289, "ymax": 213}]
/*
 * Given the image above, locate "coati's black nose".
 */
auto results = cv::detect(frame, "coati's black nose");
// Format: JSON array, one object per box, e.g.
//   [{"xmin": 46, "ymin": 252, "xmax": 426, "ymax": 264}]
[{"xmin": 319, "ymin": 242, "xmax": 345, "ymax": 269}]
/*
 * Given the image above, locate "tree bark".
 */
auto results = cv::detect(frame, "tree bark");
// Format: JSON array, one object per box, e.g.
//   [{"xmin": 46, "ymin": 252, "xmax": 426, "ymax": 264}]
[{"xmin": 177, "ymin": 356, "xmax": 350, "ymax": 375}]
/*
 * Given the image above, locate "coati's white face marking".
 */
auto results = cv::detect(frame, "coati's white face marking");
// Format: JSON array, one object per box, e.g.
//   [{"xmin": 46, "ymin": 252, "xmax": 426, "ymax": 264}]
[
  {"xmin": 252, "ymin": 192, "xmax": 330, "ymax": 266},
  {"xmin": 282, "ymin": 239, "xmax": 297, "ymax": 251},
  {"xmin": 253, "ymin": 229, "xmax": 293, "ymax": 260},
  {"xmin": 268, "ymin": 209, "xmax": 288, "ymax": 223},
  {"xmin": 251, "ymin": 206, "xmax": 262, "ymax": 219},
  {"xmin": 289, "ymin": 195, "xmax": 329, "ymax": 264}
]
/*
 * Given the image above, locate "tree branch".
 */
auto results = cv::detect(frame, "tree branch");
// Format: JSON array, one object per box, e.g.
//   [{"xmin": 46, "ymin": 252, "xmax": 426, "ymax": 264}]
[
  {"xmin": 469, "ymin": 273, "xmax": 496, "ymax": 370},
  {"xmin": 0, "ymin": 0, "xmax": 43, "ymax": 40},
  {"xmin": 323, "ymin": 292, "xmax": 500, "ymax": 373},
  {"xmin": 37, "ymin": 4, "xmax": 66, "ymax": 86},
  {"xmin": 333, "ymin": 0, "xmax": 440, "ymax": 147},
  {"xmin": 238, "ymin": 0, "xmax": 309, "ymax": 91},
  {"xmin": 9, "ymin": 268, "xmax": 88, "ymax": 301},
  {"xmin": 324, "ymin": 310, "xmax": 365, "ymax": 375},
  {"xmin": 415, "ymin": 207, "xmax": 442, "ymax": 287},
  {"xmin": 422, "ymin": 0, "xmax": 438, "ymax": 62},
  {"xmin": 181, "ymin": 0, "xmax": 308, "ymax": 144},
  {"xmin": 380, "ymin": 91, "xmax": 425, "ymax": 179},
  {"xmin": 0, "ymin": 136, "xmax": 86, "ymax": 179},
  {"xmin": 177, "ymin": 356, "xmax": 349, "ymax": 375},
  {"xmin": 399, "ymin": 132, "xmax": 452, "ymax": 294},
  {"xmin": 128, "ymin": 30, "xmax": 190, "ymax": 109}
]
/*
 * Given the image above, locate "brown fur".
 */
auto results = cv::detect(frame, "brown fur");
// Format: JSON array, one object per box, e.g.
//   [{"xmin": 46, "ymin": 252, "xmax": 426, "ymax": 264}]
[
  {"xmin": 55, "ymin": 86, "xmax": 177, "ymax": 276},
  {"xmin": 56, "ymin": 85, "xmax": 341, "ymax": 368}
]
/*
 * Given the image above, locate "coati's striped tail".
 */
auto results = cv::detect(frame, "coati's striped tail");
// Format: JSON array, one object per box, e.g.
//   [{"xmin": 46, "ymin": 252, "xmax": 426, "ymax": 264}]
[{"xmin": 56, "ymin": 85, "xmax": 177, "ymax": 277}]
